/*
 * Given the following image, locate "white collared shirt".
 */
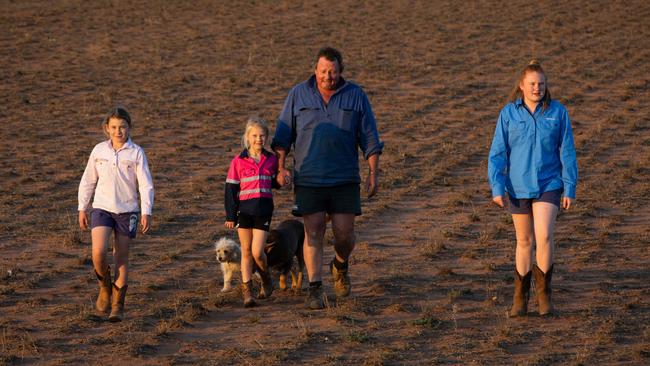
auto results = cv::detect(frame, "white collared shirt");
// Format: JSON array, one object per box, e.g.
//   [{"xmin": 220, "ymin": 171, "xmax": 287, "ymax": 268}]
[{"xmin": 78, "ymin": 138, "xmax": 154, "ymax": 215}]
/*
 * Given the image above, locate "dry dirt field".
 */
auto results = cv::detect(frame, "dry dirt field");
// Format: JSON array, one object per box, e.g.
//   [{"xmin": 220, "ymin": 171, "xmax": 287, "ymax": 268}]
[{"xmin": 1, "ymin": 0, "xmax": 649, "ymax": 365}]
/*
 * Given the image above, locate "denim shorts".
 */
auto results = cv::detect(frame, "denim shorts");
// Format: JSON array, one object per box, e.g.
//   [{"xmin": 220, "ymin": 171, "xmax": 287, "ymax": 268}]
[
  {"xmin": 90, "ymin": 209, "xmax": 139, "ymax": 238},
  {"xmin": 508, "ymin": 189, "xmax": 562, "ymax": 215}
]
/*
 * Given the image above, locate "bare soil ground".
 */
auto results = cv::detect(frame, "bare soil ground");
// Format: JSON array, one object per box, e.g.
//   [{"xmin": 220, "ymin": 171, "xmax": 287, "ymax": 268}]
[{"xmin": 1, "ymin": 0, "xmax": 649, "ymax": 365}]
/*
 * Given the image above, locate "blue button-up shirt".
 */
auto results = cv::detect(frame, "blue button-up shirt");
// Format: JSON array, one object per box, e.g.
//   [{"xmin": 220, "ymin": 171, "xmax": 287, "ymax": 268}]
[
  {"xmin": 272, "ymin": 75, "xmax": 383, "ymax": 187},
  {"xmin": 488, "ymin": 99, "xmax": 578, "ymax": 199}
]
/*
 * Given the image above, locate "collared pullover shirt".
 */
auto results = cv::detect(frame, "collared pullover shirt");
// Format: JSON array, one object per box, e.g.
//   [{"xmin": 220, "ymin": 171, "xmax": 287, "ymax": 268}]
[
  {"xmin": 271, "ymin": 75, "xmax": 384, "ymax": 187},
  {"xmin": 488, "ymin": 99, "xmax": 578, "ymax": 199},
  {"xmin": 225, "ymin": 149, "xmax": 278, "ymax": 222},
  {"xmin": 78, "ymin": 138, "xmax": 154, "ymax": 215}
]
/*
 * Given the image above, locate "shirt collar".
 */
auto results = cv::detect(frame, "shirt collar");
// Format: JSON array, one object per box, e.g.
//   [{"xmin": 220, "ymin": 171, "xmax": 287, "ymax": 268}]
[
  {"xmin": 108, "ymin": 138, "xmax": 134, "ymax": 151},
  {"xmin": 239, "ymin": 148, "xmax": 272, "ymax": 159}
]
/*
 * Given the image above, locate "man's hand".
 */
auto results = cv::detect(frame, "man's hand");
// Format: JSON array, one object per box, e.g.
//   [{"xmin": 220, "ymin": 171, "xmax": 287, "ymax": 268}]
[
  {"xmin": 492, "ymin": 195, "xmax": 505, "ymax": 208},
  {"xmin": 278, "ymin": 167, "xmax": 292, "ymax": 187},
  {"xmin": 365, "ymin": 170, "xmax": 378, "ymax": 198}
]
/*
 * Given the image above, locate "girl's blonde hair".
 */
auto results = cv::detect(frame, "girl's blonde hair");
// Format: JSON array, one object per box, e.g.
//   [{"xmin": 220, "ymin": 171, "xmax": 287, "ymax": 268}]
[
  {"xmin": 241, "ymin": 117, "xmax": 270, "ymax": 150},
  {"xmin": 508, "ymin": 59, "xmax": 552, "ymax": 111}
]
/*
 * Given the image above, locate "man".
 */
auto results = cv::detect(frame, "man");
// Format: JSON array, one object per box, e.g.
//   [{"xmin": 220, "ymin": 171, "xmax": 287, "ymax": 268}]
[{"xmin": 272, "ymin": 47, "xmax": 383, "ymax": 309}]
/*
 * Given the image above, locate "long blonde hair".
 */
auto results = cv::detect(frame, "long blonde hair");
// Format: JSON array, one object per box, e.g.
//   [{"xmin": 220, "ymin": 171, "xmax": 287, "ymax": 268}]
[
  {"xmin": 241, "ymin": 117, "xmax": 269, "ymax": 150},
  {"xmin": 508, "ymin": 60, "xmax": 551, "ymax": 111}
]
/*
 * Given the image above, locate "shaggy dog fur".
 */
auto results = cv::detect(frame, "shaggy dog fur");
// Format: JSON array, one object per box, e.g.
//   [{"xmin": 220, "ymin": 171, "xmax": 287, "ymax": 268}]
[{"xmin": 214, "ymin": 237, "xmax": 241, "ymax": 292}]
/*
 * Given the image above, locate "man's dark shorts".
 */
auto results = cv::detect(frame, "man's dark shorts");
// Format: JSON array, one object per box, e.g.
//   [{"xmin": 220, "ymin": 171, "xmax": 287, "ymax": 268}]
[
  {"xmin": 237, "ymin": 212, "xmax": 272, "ymax": 232},
  {"xmin": 508, "ymin": 189, "xmax": 562, "ymax": 215},
  {"xmin": 90, "ymin": 208, "xmax": 139, "ymax": 238},
  {"xmin": 292, "ymin": 183, "xmax": 362, "ymax": 217}
]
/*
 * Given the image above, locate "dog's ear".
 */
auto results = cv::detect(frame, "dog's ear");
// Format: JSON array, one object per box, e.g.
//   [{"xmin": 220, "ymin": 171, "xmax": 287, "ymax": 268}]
[{"xmin": 266, "ymin": 230, "xmax": 278, "ymax": 244}]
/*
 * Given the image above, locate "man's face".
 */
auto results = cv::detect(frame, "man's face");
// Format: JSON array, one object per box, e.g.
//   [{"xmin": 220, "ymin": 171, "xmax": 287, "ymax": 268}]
[{"xmin": 314, "ymin": 57, "xmax": 341, "ymax": 91}]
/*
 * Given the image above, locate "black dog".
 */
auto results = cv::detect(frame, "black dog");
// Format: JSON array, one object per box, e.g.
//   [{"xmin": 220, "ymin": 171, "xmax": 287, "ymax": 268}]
[{"xmin": 260, "ymin": 219, "xmax": 305, "ymax": 293}]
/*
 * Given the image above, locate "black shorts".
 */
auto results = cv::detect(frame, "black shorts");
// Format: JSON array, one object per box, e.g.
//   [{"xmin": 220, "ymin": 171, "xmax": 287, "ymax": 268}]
[
  {"xmin": 237, "ymin": 212, "xmax": 272, "ymax": 231},
  {"xmin": 292, "ymin": 183, "xmax": 361, "ymax": 217},
  {"xmin": 508, "ymin": 189, "xmax": 562, "ymax": 215}
]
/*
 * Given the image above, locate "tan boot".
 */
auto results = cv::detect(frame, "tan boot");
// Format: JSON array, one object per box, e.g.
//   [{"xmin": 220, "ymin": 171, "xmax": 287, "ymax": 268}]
[
  {"xmin": 258, "ymin": 269, "xmax": 275, "ymax": 299},
  {"xmin": 242, "ymin": 281, "xmax": 257, "ymax": 308},
  {"xmin": 305, "ymin": 284, "xmax": 324, "ymax": 310},
  {"xmin": 108, "ymin": 284, "xmax": 128, "ymax": 322},
  {"xmin": 95, "ymin": 266, "xmax": 112, "ymax": 315},
  {"xmin": 509, "ymin": 268, "xmax": 531, "ymax": 317},
  {"xmin": 330, "ymin": 259, "xmax": 351, "ymax": 298},
  {"xmin": 533, "ymin": 264, "xmax": 554, "ymax": 316}
]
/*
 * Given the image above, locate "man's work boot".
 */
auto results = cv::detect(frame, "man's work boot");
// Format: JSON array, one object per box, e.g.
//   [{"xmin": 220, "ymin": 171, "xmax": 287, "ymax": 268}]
[
  {"xmin": 330, "ymin": 259, "xmax": 351, "ymax": 298},
  {"xmin": 242, "ymin": 281, "xmax": 257, "ymax": 308},
  {"xmin": 95, "ymin": 266, "xmax": 112, "ymax": 315},
  {"xmin": 305, "ymin": 283, "xmax": 324, "ymax": 310},
  {"xmin": 533, "ymin": 264, "xmax": 554, "ymax": 316},
  {"xmin": 509, "ymin": 268, "xmax": 532, "ymax": 317},
  {"xmin": 108, "ymin": 284, "xmax": 128, "ymax": 322}
]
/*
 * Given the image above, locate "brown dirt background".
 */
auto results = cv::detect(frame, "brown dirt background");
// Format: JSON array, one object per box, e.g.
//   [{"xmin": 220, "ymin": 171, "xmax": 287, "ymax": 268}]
[{"xmin": 1, "ymin": 0, "xmax": 649, "ymax": 365}]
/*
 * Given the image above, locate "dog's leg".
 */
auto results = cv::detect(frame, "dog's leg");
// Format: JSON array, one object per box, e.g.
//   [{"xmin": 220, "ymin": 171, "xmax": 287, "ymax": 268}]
[
  {"xmin": 222, "ymin": 267, "xmax": 233, "ymax": 292},
  {"xmin": 279, "ymin": 272, "xmax": 287, "ymax": 291},
  {"xmin": 291, "ymin": 267, "xmax": 303, "ymax": 294}
]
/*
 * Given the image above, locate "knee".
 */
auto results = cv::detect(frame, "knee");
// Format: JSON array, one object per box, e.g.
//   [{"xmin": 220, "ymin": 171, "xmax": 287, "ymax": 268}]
[
  {"xmin": 253, "ymin": 252, "xmax": 266, "ymax": 263},
  {"xmin": 335, "ymin": 231, "xmax": 355, "ymax": 247},
  {"xmin": 516, "ymin": 236, "xmax": 534, "ymax": 249}
]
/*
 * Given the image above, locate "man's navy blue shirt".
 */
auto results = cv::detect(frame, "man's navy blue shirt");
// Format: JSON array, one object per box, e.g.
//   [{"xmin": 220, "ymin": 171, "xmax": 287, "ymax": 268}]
[{"xmin": 272, "ymin": 75, "xmax": 383, "ymax": 187}]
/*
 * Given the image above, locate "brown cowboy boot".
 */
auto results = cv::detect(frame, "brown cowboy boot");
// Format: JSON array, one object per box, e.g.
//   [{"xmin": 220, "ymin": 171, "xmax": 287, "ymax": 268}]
[
  {"xmin": 509, "ymin": 268, "xmax": 532, "ymax": 317},
  {"xmin": 242, "ymin": 281, "xmax": 257, "ymax": 308},
  {"xmin": 533, "ymin": 264, "xmax": 554, "ymax": 316},
  {"xmin": 108, "ymin": 284, "xmax": 128, "ymax": 322},
  {"xmin": 305, "ymin": 283, "xmax": 324, "ymax": 310},
  {"xmin": 330, "ymin": 259, "xmax": 351, "ymax": 298},
  {"xmin": 257, "ymin": 269, "xmax": 275, "ymax": 299},
  {"xmin": 95, "ymin": 266, "xmax": 112, "ymax": 315}
]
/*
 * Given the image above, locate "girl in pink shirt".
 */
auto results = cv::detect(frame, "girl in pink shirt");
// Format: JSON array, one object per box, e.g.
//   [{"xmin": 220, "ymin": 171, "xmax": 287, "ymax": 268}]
[{"xmin": 224, "ymin": 117, "xmax": 281, "ymax": 307}]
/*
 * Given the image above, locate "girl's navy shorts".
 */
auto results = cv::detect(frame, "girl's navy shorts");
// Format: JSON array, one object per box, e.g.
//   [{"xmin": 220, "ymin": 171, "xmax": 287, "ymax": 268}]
[
  {"xmin": 508, "ymin": 189, "xmax": 562, "ymax": 215},
  {"xmin": 91, "ymin": 208, "xmax": 139, "ymax": 238}
]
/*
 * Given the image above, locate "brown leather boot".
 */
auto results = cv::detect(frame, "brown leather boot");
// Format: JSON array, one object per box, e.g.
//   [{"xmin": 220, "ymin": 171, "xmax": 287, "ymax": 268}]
[
  {"xmin": 257, "ymin": 269, "xmax": 275, "ymax": 299},
  {"xmin": 242, "ymin": 281, "xmax": 257, "ymax": 308},
  {"xmin": 533, "ymin": 264, "xmax": 554, "ymax": 316},
  {"xmin": 509, "ymin": 268, "xmax": 532, "ymax": 317},
  {"xmin": 305, "ymin": 283, "xmax": 324, "ymax": 310},
  {"xmin": 109, "ymin": 284, "xmax": 128, "ymax": 322},
  {"xmin": 330, "ymin": 259, "xmax": 351, "ymax": 298},
  {"xmin": 95, "ymin": 266, "xmax": 112, "ymax": 315}
]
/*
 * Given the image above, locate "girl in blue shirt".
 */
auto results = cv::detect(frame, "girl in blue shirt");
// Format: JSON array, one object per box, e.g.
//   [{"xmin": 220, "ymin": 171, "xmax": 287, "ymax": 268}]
[{"xmin": 488, "ymin": 60, "xmax": 578, "ymax": 317}]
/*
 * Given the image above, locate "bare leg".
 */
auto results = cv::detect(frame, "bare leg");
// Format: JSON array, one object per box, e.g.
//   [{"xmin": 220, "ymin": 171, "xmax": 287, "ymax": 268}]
[
  {"xmin": 331, "ymin": 213, "xmax": 355, "ymax": 262},
  {"xmin": 512, "ymin": 213, "xmax": 534, "ymax": 276},
  {"xmin": 303, "ymin": 212, "xmax": 326, "ymax": 282},
  {"xmin": 238, "ymin": 228, "xmax": 253, "ymax": 283},
  {"xmin": 532, "ymin": 202, "xmax": 558, "ymax": 273},
  {"xmin": 112, "ymin": 234, "xmax": 131, "ymax": 288},
  {"xmin": 251, "ymin": 229, "xmax": 269, "ymax": 270},
  {"xmin": 91, "ymin": 226, "xmax": 112, "ymax": 274}
]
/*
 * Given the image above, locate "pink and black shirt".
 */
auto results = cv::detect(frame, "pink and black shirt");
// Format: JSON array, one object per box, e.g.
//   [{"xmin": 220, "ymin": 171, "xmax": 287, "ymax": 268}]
[{"xmin": 224, "ymin": 149, "xmax": 279, "ymax": 222}]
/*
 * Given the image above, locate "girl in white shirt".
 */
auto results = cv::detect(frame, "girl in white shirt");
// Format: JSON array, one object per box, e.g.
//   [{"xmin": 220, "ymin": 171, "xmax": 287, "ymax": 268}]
[{"xmin": 78, "ymin": 107, "xmax": 154, "ymax": 322}]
